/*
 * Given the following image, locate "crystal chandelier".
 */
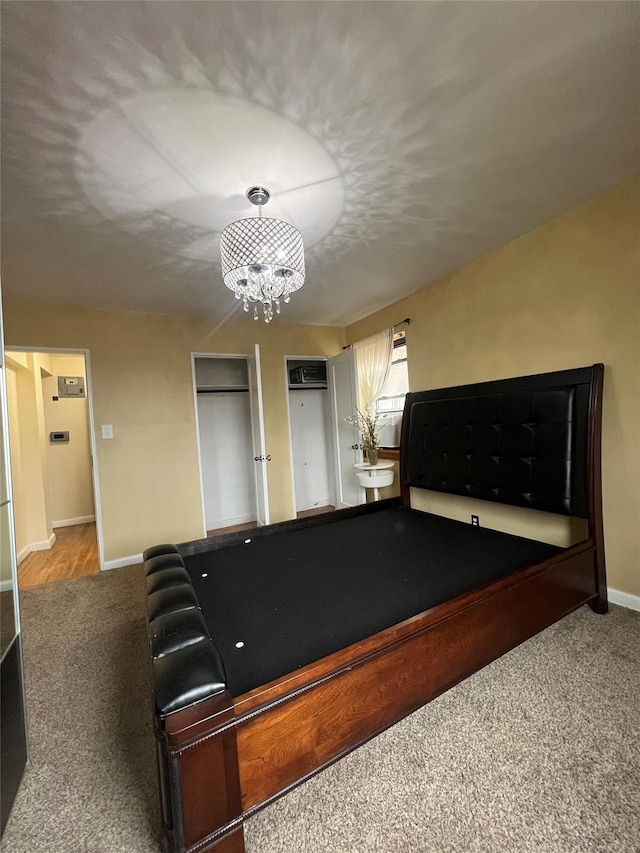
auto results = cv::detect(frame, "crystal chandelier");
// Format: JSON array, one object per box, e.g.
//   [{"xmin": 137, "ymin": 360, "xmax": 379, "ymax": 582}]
[{"xmin": 220, "ymin": 187, "xmax": 305, "ymax": 323}]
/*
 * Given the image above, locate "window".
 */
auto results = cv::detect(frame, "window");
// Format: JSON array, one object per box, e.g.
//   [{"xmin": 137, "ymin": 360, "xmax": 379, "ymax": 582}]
[{"xmin": 375, "ymin": 331, "xmax": 408, "ymax": 413}]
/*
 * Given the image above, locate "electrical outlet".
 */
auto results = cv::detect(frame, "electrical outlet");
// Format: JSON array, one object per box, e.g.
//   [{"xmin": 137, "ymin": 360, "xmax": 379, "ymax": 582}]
[
  {"xmin": 101, "ymin": 424, "xmax": 114, "ymax": 440},
  {"xmin": 471, "ymin": 515, "xmax": 479, "ymax": 526}
]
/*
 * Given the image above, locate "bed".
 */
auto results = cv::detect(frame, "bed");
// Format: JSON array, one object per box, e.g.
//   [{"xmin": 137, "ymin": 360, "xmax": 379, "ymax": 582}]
[{"xmin": 143, "ymin": 363, "xmax": 606, "ymax": 853}]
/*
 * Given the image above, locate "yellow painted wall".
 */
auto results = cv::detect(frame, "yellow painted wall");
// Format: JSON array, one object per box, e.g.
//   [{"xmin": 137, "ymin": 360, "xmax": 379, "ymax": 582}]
[
  {"xmin": 346, "ymin": 179, "xmax": 640, "ymax": 598},
  {"xmin": 44, "ymin": 354, "xmax": 95, "ymax": 525},
  {"xmin": 4, "ymin": 352, "xmax": 56, "ymax": 557},
  {"xmin": 2, "ymin": 307, "xmax": 345, "ymax": 563},
  {"xmin": 6, "ymin": 351, "xmax": 28, "ymax": 369},
  {"xmin": 4, "ymin": 367, "xmax": 28, "ymax": 562}
]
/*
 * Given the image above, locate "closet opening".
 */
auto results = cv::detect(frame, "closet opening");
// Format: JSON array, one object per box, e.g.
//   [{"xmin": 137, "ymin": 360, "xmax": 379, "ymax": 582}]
[
  {"xmin": 286, "ymin": 356, "xmax": 336, "ymax": 519},
  {"xmin": 193, "ymin": 354, "xmax": 268, "ymax": 537}
]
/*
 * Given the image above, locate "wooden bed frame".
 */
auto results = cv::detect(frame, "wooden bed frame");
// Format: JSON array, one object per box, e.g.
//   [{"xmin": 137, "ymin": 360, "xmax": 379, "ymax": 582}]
[{"xmin": 144, "ymin": 364, "xmax": 606, "ymax": 853}]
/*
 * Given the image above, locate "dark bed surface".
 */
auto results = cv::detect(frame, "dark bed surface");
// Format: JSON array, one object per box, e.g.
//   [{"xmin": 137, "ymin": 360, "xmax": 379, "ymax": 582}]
[{"xmin": 182, "ymin": 507, "xmax": 562, "ymax": 697}]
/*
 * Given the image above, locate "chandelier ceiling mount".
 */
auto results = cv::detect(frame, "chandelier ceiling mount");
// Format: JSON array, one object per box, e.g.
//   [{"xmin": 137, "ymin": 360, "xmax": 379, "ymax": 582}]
[{"xmin": 246, "ymin": 186, "xmax": 271, "ymax": 207}]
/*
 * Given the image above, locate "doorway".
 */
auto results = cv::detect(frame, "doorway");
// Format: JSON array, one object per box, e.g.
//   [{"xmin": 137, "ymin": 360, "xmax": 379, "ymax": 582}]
[
  {"xmin": 285, "ymin": 350, "xmax": 364, "ymax": 516},
  {"xmin": 192, "ymin": 351, "xmax": 269, "ymax": 536},
  {"xmin": 5, "ymin": 349, "xmax": 103, "ymax": 588},
  {"xmin": 286, "ymin": 356, "xmax": 335, "ymax": 517}
]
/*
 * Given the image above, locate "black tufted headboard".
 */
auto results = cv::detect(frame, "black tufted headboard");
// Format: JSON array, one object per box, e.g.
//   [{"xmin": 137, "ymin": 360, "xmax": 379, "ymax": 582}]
[{"xmin": 401, "ymin": 365, "xmax": 602, "ymax": 518}]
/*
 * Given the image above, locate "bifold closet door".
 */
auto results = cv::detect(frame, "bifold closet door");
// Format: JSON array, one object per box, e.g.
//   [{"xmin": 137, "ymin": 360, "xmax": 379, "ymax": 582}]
[{"xmin": 197, "ymin": 392, "xmax": 256, "ymax": 531}]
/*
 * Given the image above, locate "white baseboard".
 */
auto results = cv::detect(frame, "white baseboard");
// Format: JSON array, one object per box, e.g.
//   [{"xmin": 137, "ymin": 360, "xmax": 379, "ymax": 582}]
[
  {"xmin": 608, "ymin": 587, "xmax": 640, "ymax": 612},
  {"xmin": 52, "ymin": 515, "xmax": 95, "ymax": 529},
  {"xmin": 30, "ymin": 533, "xmax": 56, "ymax": 552},
  {"xmin": 0, "ymin": 579, "xmax": 13, "ymax": 592},
  {"xmin": 16, "ymin": 545, "xmax": 31, "ymax": 566},
  {"xmin": 15, "ymin": 533, "xmax": 56, "ymax": 565},
  {"xmin": 103, "ymin": 553, "xmax": 143, "ymax": 571}
]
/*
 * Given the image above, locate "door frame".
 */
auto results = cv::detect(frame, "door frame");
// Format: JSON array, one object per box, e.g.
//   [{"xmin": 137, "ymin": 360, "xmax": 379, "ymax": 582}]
[
  {"xmin": 5, "ymin": 346, "xmax": 105, "ymax": 571},
  {"xmin": 247, "ymin": 344, "xmax": 269, "ymax": 527}
]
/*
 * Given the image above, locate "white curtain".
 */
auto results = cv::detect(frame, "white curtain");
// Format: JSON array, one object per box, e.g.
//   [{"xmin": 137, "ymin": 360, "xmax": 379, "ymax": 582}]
[{"xmin": 353, "ymin": 328, "xmax": 394, "ymax": 411}]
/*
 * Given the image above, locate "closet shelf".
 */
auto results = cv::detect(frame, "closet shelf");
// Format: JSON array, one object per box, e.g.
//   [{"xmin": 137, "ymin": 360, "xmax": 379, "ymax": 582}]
[
  {"xmin": 197, "ymin": 385, "xmax": 249, "ymax": 393},
  {"xmin": 288, "ymin": 383, "xmax": 327, "ymax": 390}
]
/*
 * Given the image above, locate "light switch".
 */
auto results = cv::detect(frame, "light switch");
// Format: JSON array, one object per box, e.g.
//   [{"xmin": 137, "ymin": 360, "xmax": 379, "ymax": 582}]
[{"xmin": 101, "ymin": 424, "xmax": 114, "ymax": 439}]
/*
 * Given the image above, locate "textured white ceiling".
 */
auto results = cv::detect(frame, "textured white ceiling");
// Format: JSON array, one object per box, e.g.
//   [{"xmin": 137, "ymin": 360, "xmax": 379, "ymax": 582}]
[{"xmin": 1, "ymin": 1, "xmax": 638, "ymax": 326}]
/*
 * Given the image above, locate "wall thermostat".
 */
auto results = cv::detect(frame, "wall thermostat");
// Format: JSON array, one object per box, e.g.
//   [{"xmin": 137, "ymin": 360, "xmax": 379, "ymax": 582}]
[{"xmin": 57, "ymin": 376, "xmax": 85, "ymax": 398}]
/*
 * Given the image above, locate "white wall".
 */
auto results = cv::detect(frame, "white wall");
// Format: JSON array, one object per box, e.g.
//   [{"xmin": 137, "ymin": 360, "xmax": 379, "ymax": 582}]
[
  {"xmin": 197, "ymin": 391, "xmax": 256, "ymax": 531},
  {"xmin": 289, "ymin": 389, "xmax": 333, "ymax": 512}
]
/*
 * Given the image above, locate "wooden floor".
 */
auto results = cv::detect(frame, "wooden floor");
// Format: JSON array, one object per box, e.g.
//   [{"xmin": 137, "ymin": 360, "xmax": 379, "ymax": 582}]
[
  {"xmin": 207, "ymin": 521, "xmax": 257, "ymax": 537},
  {"xmin": 18, "ymin": 523, "xmax": 100, "ymax": 590},
  {"xmin": 206, "ymin": 506, "xmax": 335, "ymax": 538},
  {"xmin": 297, "ymin": 505, "xmax": 335, "ymax": 519}
]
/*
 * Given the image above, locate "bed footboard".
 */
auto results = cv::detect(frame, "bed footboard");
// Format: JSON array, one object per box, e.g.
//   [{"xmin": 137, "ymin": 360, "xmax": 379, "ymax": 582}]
[{"xmin": 144, "ymin": 547, "xmax": 244, "ymax": 853}]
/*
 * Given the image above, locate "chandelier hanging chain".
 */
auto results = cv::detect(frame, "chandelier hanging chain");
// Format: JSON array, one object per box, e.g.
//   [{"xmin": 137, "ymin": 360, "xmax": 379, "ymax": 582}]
[{"xmin": 220, "ymin": 186, "xmax": 305, "ymax": 324}]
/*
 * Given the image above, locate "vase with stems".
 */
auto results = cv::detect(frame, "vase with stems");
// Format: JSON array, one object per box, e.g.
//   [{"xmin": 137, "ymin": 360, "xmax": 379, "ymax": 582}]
[
  {"xmin": 345, "ymin": 406, "xmax": 380, "ymax": 466},
  {"xmin": 365, "ymin": 446, "xmax": 379, "ymax": 466}
]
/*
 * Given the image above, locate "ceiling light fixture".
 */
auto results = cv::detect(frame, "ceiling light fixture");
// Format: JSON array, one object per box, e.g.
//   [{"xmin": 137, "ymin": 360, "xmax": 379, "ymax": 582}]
[{"xmin": 220, "ymin": 186, "xmax": 305, "ymax": 323}]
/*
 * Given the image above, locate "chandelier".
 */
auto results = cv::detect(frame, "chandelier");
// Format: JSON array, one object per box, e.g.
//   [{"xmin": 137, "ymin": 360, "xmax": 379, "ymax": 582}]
[{"xmin": 220, "ymin": 187, "xmax": 305, "ymax": 323}]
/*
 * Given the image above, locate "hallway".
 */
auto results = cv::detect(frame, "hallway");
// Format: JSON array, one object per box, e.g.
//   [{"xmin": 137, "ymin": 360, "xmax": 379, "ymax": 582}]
[{"xmin": 18, "ymin": 523, "xmax": 99, "ymax": 590}]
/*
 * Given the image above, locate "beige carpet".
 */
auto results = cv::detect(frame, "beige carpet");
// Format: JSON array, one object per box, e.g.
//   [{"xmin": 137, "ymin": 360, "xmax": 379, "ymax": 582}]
[{"xmin": 2, "ymin": 564, "xmax": 639, "ymax": 853}]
